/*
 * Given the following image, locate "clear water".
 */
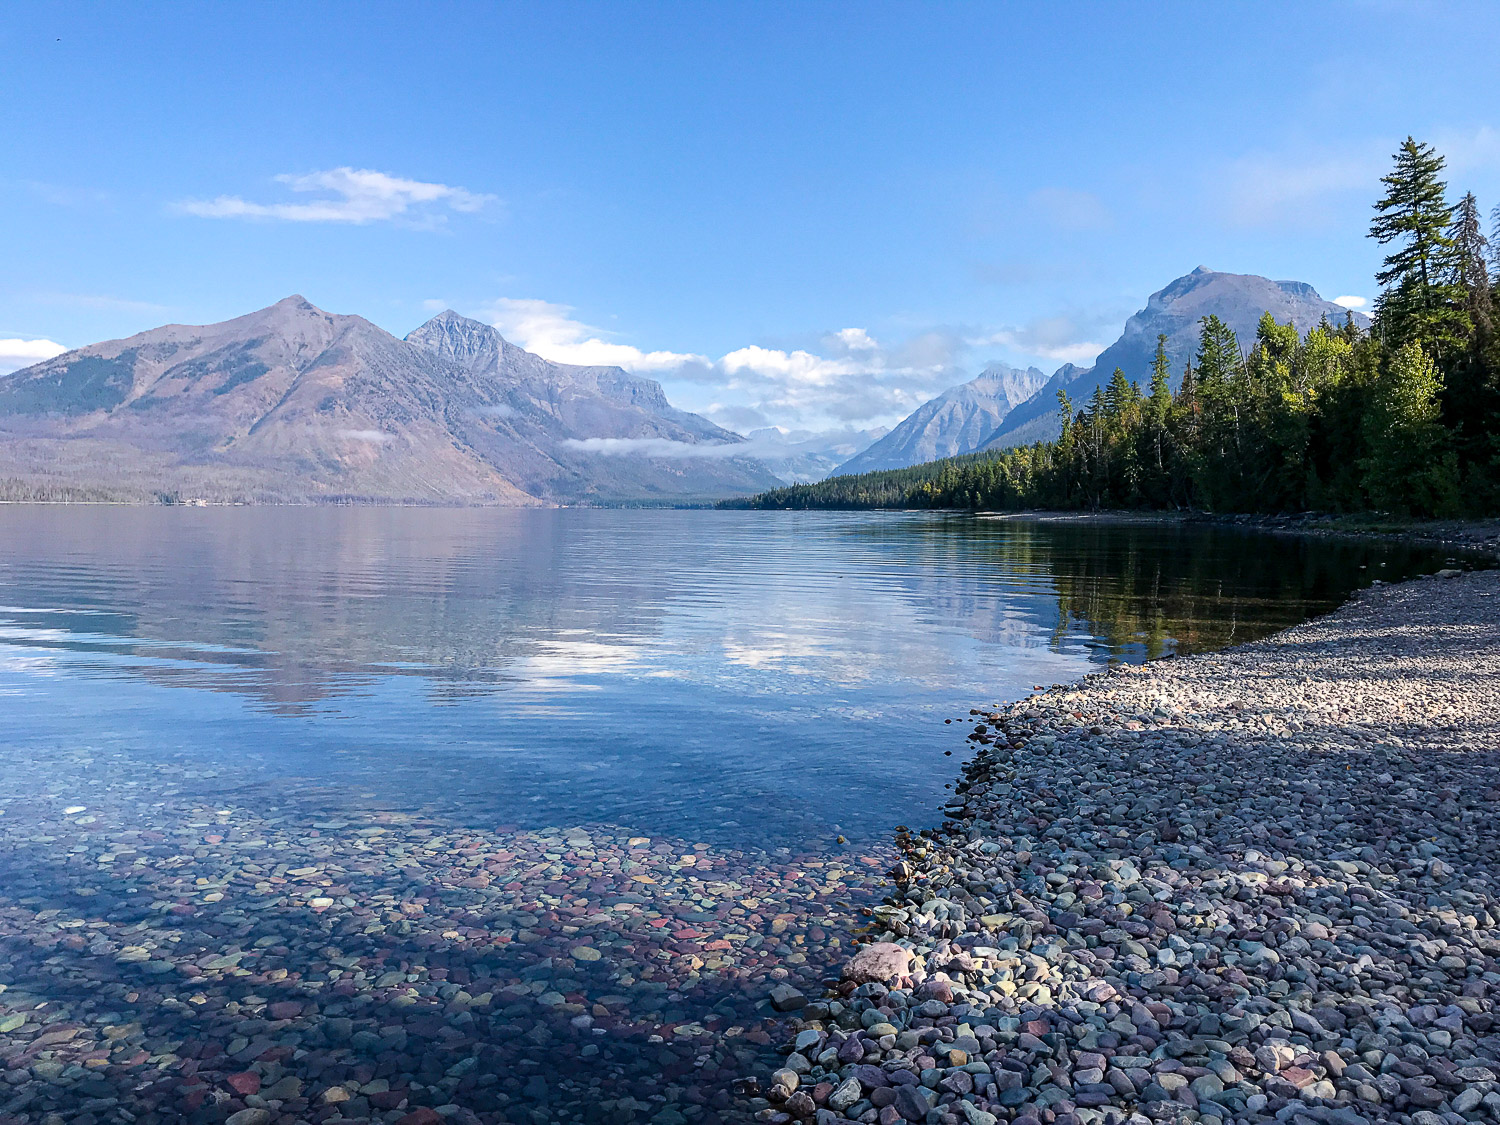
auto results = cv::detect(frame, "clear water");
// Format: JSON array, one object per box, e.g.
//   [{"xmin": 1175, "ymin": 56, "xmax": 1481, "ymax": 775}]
[{"xmin": 0, "ymin": 507, "xmax": 1463, "ymax": 847}]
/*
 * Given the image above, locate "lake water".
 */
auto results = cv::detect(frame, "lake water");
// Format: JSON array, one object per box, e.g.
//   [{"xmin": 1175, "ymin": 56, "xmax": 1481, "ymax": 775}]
[
  {"xmin": 0, "ymin": 507, "xmax": 1467, "ymax": 1124},
  {"xmin": 0, "ymin": 507, "xmax": 1463, "ymax": 849}
]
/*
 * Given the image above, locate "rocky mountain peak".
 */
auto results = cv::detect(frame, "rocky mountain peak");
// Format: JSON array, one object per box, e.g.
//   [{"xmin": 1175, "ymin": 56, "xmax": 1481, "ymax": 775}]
[{"xmin": 405, "ymin": 310, "xmax": 504, "ymax": 372}]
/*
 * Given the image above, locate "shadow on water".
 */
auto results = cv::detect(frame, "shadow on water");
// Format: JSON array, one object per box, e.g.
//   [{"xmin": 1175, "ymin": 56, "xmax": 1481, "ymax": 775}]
[{"xmin": 0, "ymin": 507, "xmax": 1478, "ymax": 1123}]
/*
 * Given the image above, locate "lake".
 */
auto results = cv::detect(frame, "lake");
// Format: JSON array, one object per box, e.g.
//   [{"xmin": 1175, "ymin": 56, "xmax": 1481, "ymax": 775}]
[
  {"xmin": 0, "ymin": 507, "xmax": 1465, "ymax": 1124},
  {"xmin": 0, "ymin": 507, "xmax": 1457, "ymax": 848}
]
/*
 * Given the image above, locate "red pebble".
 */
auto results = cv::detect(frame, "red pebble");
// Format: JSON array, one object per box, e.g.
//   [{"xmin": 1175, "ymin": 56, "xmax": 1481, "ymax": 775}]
[
  {"xmin": 268, "ymin": 1001, "xmax": 302, "ymax": 1020},
  {"xmin": 225, "ymin": 1072, "xmax": 260, "ymax": 1095}
]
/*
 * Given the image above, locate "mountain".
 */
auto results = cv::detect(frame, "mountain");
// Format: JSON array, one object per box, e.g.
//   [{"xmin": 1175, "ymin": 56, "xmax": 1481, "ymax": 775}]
[
  {"xmin": 736, "ymin": 425, "xmax": 888, "ymax": 483},
  {"xmin": 402, "ymin": 309, "xmax": 778, "ymax": 501},
  {"xmin": 980, "ymin": 267, "xmax": 1369, "ymax": 451},
  {"xmin": 0, "ymin": 299, "xmax": 780, "ymax": 504},
  {"xmin": 834, "ymin": 363, "xmax": 1048, "ymax": 475}
]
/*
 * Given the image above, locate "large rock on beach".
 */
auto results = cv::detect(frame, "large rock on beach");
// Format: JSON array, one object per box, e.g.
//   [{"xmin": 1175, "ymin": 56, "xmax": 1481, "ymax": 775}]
[{"xmin": 841, "ymin": 941, "xmax": 912, "ymax": 984}]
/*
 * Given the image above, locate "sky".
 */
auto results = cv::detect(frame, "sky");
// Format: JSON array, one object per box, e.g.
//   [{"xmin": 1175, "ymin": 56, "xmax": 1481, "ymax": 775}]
[{"xmin": 3, "ymin": 1, "xmax": 1499, "ymax": 433}]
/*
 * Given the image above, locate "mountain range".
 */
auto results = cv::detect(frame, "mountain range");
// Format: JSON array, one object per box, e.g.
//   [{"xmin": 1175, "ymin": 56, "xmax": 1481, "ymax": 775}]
[
  {"xmin": 836, "ymin": 363, "xmax": 1048, "ymax": 475},
  {"xmin": 0, "ymin": 268, "xmax": 1368, "ymax": 502},
  {"xmin": 0, "ymin": 300, "xmax": 781, "ymax": 504},
  {"xmin": 977, "ymin": 267, "xmax": 1368, "ymax": 452}
]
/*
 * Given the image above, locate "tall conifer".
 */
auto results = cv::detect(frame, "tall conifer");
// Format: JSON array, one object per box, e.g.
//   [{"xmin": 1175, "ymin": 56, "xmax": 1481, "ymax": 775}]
[{"xmin": 1370, "ymin": 138, "xmax": 1469, "ymax": 356}]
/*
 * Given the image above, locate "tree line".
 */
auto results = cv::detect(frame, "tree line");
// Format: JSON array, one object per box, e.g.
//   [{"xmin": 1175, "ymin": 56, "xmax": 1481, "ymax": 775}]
[{"xmin": 730, "ymin": 139, "xmax": 1500, "ymax": 518}]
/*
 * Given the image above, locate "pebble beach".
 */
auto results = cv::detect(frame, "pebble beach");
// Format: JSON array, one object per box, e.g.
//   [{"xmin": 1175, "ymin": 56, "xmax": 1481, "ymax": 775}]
[{"xmin": 752, "ymin": 566, "xmax": 1500, "ymax": 1125}]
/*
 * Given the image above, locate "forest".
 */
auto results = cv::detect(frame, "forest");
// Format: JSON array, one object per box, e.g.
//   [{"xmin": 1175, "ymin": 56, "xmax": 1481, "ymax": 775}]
[{"xmin": 731, "ymin": 139, "xmax": 1500, "ymax": 518}]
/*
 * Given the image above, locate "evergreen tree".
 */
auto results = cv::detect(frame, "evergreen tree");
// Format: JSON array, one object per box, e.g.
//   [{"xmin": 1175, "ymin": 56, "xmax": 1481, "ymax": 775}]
[
  {"xmin": 1139, "ymin": 335, "xmax": 1175, "ymax": 506},
  {"xmin": 1451, "ymin": 191, "xmax": 1491, "ymax": 328},
  {"xmin": 1104, "ymin": 367, "xmax": 1139, "ymax": 416},
  {"xmin": 736, "ymin": 142, "xmax": 1500, "ymax": 519},
  {"xmin": 1490, "ymin": 203, "xmax": 1500, "ymax": 283},
  {"xmin": 1370, "ymin": 138, "xmax": 1470, "ymax": 357},
  {"xmin": 1361, "ymin": 341, "xmax": 1456, "ymax": 515}
]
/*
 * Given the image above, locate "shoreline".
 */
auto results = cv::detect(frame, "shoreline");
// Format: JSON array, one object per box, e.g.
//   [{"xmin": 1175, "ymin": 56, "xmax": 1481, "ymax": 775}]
[
  {"xmin": 975, "ymin": 511, "xmax": 1500, "ymax": 559},
  {"xmin": 750, "ymin": 565, "xmax": 1500, "ymax": 1125}
]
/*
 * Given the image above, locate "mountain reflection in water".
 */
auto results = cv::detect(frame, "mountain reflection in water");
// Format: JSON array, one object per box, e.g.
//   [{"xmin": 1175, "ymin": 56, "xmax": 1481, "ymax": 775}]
[{"xmin": 0, "ymin": 507, "xmax": 1462, "ymax": 846}]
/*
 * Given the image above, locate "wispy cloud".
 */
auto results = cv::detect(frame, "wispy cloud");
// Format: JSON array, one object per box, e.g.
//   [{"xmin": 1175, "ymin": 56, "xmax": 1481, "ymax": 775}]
[
  {"xmin": 561, "ymin": 429, "xmax": 882, "ymax": 463},
  {"xmin": 1334, "ymin": 295, "xmax": 1369, "ymax": 311},
  {"xmin": 179, "ymin": 168, "xmax": 497, "ymax": 226},
  {"xmin": 1214, "ymin": 127, "xmax": 1500, "ymax": 230},
  {"xmin": 561, "ymin": 437, "xmax": 747, "ymax": 459},
  {"xmin": 1217, "ymin": 149, "xmax": 1380, "ymax": 229},
  {"xmin": 335, "ymin": 428, "xmax": 393, "ymax": 444},
  {"xmin": 0, "ymin": 337, "xmax": 68, "ymax": 374},
  {"xmin": 972, "ymin": 314, "xmax": 1110, "ymax": 366}
]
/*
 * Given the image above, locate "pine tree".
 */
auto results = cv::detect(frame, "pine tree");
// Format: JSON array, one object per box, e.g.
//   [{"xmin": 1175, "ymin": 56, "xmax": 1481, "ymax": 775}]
[
  {"xmin": 1195, "ymin": 315, "xmax": 1242, "ymax": 382},
  {"xmin": 1104, "ymin": 367, "xmax": 1139, "ymax": 416},
  {"xmin": 1452, "ymin": 191, "xmax": 1491, "ymax": 328},
  {"xmin": 1490, "ymin": 203, "xmax": 1500, "ymax": 283},
  {"xmin": 1137, "ymin": 335, "xmax": 1174, "ymax": 506},
  {"xmin": 1361, "ymin": 340, "xmax": 1457, "ymax": 515},
  {"xmin": 1370, "ymin": 138, "xmax": 1470, "ymax": 357}
]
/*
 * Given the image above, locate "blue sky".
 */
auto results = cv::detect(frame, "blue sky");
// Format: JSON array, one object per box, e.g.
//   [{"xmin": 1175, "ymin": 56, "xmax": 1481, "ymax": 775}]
[{"xmin": 3, "ymin": 1, "xmax": 1498, "ymax": 431}]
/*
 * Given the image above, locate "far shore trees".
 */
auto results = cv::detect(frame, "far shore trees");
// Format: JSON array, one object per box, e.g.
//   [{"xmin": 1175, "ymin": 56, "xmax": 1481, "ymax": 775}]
[{"xmin": 731, "ymin": 137, "xmax": 1500, "ymax": 519}]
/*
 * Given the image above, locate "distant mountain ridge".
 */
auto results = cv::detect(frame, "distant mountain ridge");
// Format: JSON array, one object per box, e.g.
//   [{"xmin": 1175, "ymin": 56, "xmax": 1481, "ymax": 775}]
[
  {"xmin": 835, "ymin": 363, "xmax": 1048, "ymax": 475},
  {"xmin": 737, "ymin": 425, "xmax": 888, "ymax": 483},
  {"xmin": 980, "ymin": 267, "xmax": 1367, "ymax": 451},
  {"xmin": 0, "ymin": 299, "xmax": 779, "ymax": 504}
]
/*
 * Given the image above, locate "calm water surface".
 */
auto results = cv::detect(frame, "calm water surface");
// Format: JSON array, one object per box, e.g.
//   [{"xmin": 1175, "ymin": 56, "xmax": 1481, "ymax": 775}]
[{"xmin": 0, "ymin": 507, "xmax": 1462, "ymax": 847}]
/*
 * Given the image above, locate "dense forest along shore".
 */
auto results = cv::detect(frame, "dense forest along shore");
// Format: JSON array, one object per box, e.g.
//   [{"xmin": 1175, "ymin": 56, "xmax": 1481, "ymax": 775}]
[{"xmin": 751, "ymin": 567, "xmax": 1500, "ymax": 1125}]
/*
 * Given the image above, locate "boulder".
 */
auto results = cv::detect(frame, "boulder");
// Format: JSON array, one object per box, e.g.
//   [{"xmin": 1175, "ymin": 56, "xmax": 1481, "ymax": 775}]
[{"xmin": 842, "ymin": 942, "xmax": 913, "ymax": 984}]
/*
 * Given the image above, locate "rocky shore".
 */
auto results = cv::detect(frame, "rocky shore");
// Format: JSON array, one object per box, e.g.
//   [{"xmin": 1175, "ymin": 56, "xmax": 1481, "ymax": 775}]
[{"xmin": 750, "ymin": 567, "xmax": 1500, "ymax": 1125}]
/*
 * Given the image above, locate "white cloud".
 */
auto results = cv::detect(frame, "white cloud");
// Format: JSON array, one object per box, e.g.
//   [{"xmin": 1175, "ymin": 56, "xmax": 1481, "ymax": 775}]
[
  {"xmin": 481, "ymin": 298, "xmax": 706, "ymax": 372},
  {"xmin": 472, "ymin": 403, "xmax": 517, "ymax": 418},
  {"xmin": 179, "ymin": 168, "xmax": 497, "ymax": 225},
  {"xmin": 561, "ymin": 437, "xmax": 749, "ymax": 459},
  {"xmin": 720, "ymin": 345, "xmax": 862, "ymax": 385},
  {"xmin": 0, "ymin": 337, "xmax": 68, "ymax": 374},
  {"xmin": 470, "ymin": 295, "xmax": 1083, "ymax": 430},
  {"xmin": 833, "ymin": 327, "xmax": 879, "ymax": 352},
  {"xmin": 335, "ymin": 429, "xmax": 393, "ymax": 443},
  {"xmin": 1334, "ymin": 295, "xmax": 1369, "ymax": 310}
]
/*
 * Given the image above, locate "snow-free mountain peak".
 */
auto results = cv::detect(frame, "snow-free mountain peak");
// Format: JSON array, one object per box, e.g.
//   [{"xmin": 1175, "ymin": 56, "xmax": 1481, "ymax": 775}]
[
  {"xmin": 979, "ymin": 268, "xmax": 1368, "ymax": 452},
  {"xmin": 834, "ymin": 362, "xmax": 1048, "ymax": 475},
  {"xmin": 0, "ymin": 299, "xmax": 778, "ymax": 504}
]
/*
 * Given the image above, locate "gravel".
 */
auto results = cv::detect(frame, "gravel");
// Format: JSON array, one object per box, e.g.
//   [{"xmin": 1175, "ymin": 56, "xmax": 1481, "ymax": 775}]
[
  {"xmin": 753, "ymin": 567, "xmax": 1500, "ymax": 1125},
  {"xmin": 0, "ymin": 752, "xmax": 892, "ymax": 1124}
]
